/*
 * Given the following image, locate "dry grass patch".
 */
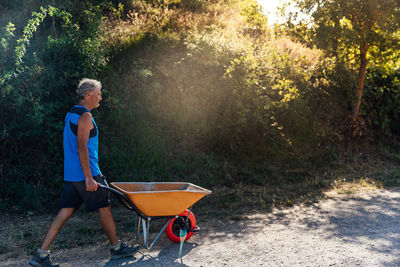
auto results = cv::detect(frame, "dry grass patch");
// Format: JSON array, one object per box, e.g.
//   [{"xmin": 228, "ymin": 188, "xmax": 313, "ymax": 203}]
[{"xmin": 324, "ymin": 177, "xmax": 382, "ymax": 197}]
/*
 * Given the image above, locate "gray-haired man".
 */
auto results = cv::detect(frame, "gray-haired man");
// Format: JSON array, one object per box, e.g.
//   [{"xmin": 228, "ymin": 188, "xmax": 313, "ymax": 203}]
[{"xmin": 29, "ymin": 79, "xmax": 138, "ymax": 267}]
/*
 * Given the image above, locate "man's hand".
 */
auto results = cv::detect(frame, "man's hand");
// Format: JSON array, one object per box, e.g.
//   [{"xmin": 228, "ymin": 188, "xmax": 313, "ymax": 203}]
[{"xmin": 86, "ymin": 177, "xmax": 98, "ymax": 192}]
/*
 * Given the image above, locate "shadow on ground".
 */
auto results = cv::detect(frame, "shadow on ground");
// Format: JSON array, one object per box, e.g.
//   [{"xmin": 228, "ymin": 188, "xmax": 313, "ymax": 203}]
[
  {"xmin": 199, "ymin": 188, "xmax": 400, "ymax": 266},
  {"xmin": 103, "ymin": 242, "xmax": 198, "ymax": 266}
]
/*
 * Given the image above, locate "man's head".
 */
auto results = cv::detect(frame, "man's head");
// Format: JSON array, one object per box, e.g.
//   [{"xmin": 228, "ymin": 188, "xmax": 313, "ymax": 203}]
[
  {"xmin": 77, "ymin": 78, "xmax": 102, "ymax": 110},
  {"xmin": 77, "ymin": 78, "xmax": 102, "ymax": 99}
]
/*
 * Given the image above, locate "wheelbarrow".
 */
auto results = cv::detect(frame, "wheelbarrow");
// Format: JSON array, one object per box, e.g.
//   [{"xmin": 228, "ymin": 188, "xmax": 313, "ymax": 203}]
[{"xmin": 98, "ymin": 182, "xmax": 211, "ymax": 250}]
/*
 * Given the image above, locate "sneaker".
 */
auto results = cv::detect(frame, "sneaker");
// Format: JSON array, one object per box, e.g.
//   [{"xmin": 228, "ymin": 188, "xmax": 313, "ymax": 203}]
[
  {"xmin": 29, "ymin": 251, "xmax": 59, "ymax": 267},
  {"xmin": 110, "ymin": 242, "xmax": 139, "ymax": 260}
]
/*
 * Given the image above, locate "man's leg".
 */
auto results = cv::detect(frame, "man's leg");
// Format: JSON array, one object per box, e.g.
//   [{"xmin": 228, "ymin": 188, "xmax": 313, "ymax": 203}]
[
  {"xmin": 29, "ymin": 180, "xmax": 79, "ymax": 266},
  {"xmin": 98, "ymin": 206, "xmax": 119, "ymax": 246},
  {"xmin": 98, "ymin": 206, "xmax": 139, "ymax": 259},
  {"xmin": 41, "ymin": 208, "xmax": 76, "ymax": 250}
]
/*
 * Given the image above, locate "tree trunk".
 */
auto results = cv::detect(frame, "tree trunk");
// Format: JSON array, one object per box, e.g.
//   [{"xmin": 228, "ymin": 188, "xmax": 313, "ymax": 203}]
[{"xmin": 351, "ymin": 42, "xmax": 369, "ymax": 135}]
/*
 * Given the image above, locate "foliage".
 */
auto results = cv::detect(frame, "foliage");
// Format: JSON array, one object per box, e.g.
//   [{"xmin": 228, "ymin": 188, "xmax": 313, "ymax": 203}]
[
  {"xmin": 284, "ymin": 0, "xmax": 400, "ymax": 56},
  {"xmin": 103, "ymin": 15, "xmax": 338, "ymax": 178},
  {"xmin": 282, "ymin": 0, "xmax": 400, "ymax": 125},
  {"xmin": 0, "ymin": 1, "xmax": 110, "ymax": 210},
  {"xmin": 240, "ymin": 0, "xmax": 268, "ymax": 31},
  {"xmin": 1, "ymin": 0, "xmax": 399, "ymax": 211},
  {"xmin": 363, "ymin": 66, "xmax": 400, "ymax": 139}
]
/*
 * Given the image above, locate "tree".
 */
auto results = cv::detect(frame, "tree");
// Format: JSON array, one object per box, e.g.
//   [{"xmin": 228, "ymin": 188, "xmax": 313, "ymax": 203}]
[{"xmin": 284, "ymin": 0, "xmax": 400, "ymax": 136}]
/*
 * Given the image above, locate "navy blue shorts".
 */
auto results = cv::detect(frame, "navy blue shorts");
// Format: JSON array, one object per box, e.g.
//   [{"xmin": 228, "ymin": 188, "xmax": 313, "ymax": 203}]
[{"xmin": 61, "ymin": 175, "xmax": 110, "ymax": 212}]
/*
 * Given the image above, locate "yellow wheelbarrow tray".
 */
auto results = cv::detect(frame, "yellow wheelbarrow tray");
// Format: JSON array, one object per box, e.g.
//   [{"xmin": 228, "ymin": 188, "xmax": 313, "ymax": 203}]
[{"xmin": 98, "ymin": 182, "xmax": 211, "ymax": 249}]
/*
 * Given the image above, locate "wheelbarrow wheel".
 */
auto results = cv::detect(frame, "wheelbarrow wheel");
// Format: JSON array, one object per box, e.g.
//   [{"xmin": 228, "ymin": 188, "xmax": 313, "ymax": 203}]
[{"xmin": 166, "ymin": 210, "xmax": 196, "ymax": 243}]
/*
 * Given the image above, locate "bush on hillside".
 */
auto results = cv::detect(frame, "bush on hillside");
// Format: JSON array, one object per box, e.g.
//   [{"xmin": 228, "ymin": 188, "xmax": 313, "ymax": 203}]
[
  {"xmin": 363, "ymin": 67, "xmax": 400, "ymax": 140},
  {"xmin": 0, "ymin": 1, "xmax": 110, "ymax": 210}
]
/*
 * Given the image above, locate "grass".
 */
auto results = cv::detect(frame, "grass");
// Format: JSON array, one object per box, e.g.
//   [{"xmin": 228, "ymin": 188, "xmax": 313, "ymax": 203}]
[{"xmin": 197, "ymin": 148, "xmax": 400, "ymax": 220}]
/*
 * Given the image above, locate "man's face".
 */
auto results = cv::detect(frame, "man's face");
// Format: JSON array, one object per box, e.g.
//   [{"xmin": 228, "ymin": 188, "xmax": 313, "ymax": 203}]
[{"xmin": 87, "ymin": 88, "xmax": 102, "ymax": 108}]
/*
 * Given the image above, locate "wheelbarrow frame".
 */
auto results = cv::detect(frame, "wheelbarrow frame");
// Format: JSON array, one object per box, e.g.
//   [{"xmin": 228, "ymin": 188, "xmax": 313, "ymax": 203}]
[{"xmin": 98, "ymin": 183, "xmax": 202, "ymax": 249}]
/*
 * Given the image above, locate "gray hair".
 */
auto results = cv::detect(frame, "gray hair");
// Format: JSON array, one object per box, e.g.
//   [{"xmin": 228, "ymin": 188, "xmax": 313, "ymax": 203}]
[{"xmin": 76, "ymin": 78, "xmax": 102, "ymax": 99}]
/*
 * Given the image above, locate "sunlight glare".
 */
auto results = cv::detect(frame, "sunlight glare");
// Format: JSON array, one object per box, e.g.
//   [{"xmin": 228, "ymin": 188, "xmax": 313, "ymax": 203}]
[{"xmin": 256, "ymin": 0, "xmax": 284, "ymax": 25}]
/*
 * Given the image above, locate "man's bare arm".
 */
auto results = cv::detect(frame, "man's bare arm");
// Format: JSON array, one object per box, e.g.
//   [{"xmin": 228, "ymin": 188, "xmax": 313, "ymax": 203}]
[{"xmin": 77, "ymin": 112, "xmax": 98, "ymax": 191}]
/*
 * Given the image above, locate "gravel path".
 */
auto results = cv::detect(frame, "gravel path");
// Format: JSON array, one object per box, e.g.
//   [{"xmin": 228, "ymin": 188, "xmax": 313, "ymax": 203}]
[{"xmin": 3, "ymin": 188, "xmax": 400, "ymax": 266}]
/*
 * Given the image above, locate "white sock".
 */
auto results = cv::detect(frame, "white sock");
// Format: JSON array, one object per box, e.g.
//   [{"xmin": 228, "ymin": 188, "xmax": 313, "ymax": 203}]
[
  {"xmin": 37, "ymin": 248, "xmax": 50, "ymax": 258},
  {"xmin": 111, "ymin": 240, "xmax": 121, "ymax": 250}
]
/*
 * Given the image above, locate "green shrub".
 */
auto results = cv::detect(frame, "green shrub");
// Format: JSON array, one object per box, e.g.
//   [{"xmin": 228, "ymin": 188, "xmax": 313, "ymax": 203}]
[
  {"xmin": 363, "ymin": 67, "xmax": 400, "ymax": 140},
  {"xmin": 0, "ymin": 1, "xmax": 110, "ymax": 210},
  {"xmin": 240, "ymin": 0, "xmax": 267, "ymax": 31},
  {"xmin": 101, "ymin": 18, "xmax": 338, "ymax": 178}
]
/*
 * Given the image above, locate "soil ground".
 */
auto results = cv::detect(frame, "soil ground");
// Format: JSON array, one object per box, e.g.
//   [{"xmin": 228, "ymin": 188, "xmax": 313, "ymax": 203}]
[{"xmin": 1, "ymin": 187, "xmax": 400, "ymax": 266}]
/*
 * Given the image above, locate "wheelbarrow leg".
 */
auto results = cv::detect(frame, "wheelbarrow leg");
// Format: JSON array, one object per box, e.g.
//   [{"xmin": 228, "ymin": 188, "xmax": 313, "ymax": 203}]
[
  {"xmin": 142, "ymin": 218, "xmax": 151, "ymax": 249},
  {"xmin": 133, "ymin": 216, "xmax": 141, "ymax": 241}
]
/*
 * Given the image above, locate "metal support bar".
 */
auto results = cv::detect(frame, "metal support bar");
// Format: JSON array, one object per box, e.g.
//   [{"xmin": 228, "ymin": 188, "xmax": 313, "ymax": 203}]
[
  {"xmin": 134, "ymin": 216, "xmax": 141, "ymax": 241},
  {"xmin": 186, "ymin": 209, "xmax": 192, "ymax": 224},
  {"xmin": 149, "ymin": 218, "xmax": 172, "ymax": 249},
  {"xmin": 142, "ymin": 218, "xmax": 150, "ymax": 248}
]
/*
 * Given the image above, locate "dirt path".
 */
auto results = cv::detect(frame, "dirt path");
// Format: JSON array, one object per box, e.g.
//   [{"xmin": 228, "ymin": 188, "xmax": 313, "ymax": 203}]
[{"xmin": 2, "ymin": 188, "xmax": 400, "ymax": 266}]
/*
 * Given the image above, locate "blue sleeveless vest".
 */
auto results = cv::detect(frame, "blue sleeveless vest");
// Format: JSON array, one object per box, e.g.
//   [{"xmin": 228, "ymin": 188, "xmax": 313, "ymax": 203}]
[{"xmin": 63, "ymin": 105, "xmax": 101, "ymax": 181}]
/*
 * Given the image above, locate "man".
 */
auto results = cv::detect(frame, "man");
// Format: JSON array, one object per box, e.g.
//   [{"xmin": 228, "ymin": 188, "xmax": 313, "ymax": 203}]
[{"xmin": 29, "ymin": 79, "xmax": 138, "ymax": 267}]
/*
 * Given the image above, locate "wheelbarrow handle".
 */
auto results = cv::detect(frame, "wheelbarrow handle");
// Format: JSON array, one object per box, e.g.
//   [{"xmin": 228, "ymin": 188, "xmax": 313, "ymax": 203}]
[
  {"xmin": 97, "ymin": 183, "xmax": 119, "ymax": 193},
  {"xmin": 97, "ymin": 184, "xmax": 134, "ymax": 210},
  {"xmin": 97, "ymin": 183, "xmax": 149, "ymax": 220}
]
